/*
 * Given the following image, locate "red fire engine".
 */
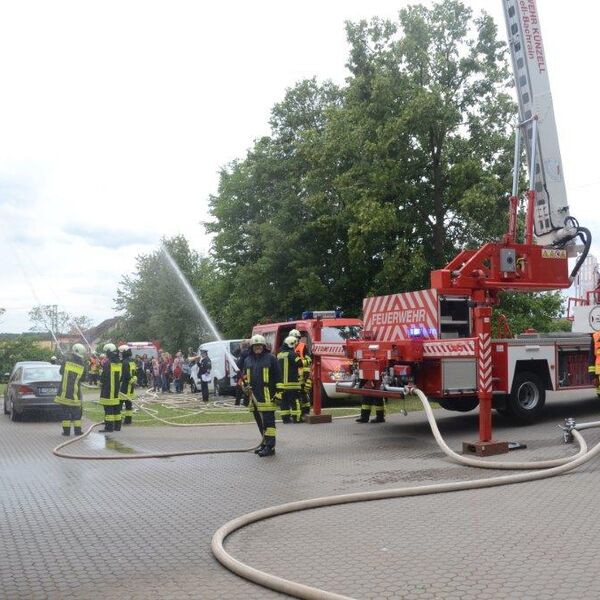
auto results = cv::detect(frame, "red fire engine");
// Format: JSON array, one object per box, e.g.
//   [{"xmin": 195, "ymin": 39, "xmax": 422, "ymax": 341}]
[{"xmin": 317, "ymin": 0, "xmax": 597, "ymax": 452}]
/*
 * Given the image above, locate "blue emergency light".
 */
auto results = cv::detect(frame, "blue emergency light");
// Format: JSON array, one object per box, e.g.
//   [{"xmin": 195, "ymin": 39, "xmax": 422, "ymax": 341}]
[{"xmin": 301, "ymin": 308, "xmax": 344, "ymax": 319}]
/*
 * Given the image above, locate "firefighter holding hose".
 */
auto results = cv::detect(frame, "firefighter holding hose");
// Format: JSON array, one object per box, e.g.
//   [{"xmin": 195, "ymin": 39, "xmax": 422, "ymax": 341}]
[
  {"xmin": 276, "ymin": 336, "xmax": 303, "ymax": 423},
  {"xmin": 54, "ymin": 343, "xmax": 87, "ymax": 436},
  {"xmin": 99, "ymin": 343, "xmax": 122, "ymax": 433},
  {"xmin": 242, "ymin": 334, "xmax": 281, "ymax": 457},
  {"xmin": 290, "ymin": 329, "xmax": 312, "ymax": 420},
  {"xmin": 119, "ymin": 344, "xmax": 137, "ymax": 425}
]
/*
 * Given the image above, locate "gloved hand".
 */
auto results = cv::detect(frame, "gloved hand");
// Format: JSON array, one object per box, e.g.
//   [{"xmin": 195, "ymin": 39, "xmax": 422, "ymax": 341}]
[
  {"xmin": 273, "ymin": 392, "xmax": 283, "ymax": 405},
  {"xmin": 242, "ymin": 380, "xmax": 252, "ymax": 395}
]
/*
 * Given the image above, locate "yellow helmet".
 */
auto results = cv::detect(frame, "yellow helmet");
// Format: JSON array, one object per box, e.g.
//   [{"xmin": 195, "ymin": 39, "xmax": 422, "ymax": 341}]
[
  {"xmin": 72, "ymin": 343, "xmax": 86, "ymax": 358},
  {"xmin": 250, "ymin": 334, "xmax": 266, "ymax": 346}
]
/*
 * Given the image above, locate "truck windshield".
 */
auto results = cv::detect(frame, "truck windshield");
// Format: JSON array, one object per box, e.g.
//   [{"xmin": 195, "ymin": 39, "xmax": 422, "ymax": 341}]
[{"xmin": 320, "ymin": 326, "xmax": 362, "ymax": 343}]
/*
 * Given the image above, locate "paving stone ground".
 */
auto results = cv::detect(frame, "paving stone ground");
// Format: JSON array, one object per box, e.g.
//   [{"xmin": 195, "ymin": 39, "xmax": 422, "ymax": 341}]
[{"xmin": 1, "ymin": 390, "xmax": 600, "ymax": 599}]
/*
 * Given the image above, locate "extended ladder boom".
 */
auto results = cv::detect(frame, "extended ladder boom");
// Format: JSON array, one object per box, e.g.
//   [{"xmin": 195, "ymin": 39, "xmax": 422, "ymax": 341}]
[{"xmin": 502, "ymin": 0, "xmax": 570, "ymax": 246}]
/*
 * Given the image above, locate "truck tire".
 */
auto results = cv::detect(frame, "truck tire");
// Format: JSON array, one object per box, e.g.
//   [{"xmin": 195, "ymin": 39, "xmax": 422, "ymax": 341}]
[
  {"xmin": 438, "ymin": 397, "xmax": 479, "ymax": 412},
  {"xmin": 506, "ymin": 371, "xmax": 546, "ymax": 424}
]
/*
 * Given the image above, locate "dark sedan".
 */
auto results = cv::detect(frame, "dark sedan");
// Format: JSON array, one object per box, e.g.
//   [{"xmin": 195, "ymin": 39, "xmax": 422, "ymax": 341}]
[{"xmin": 3, "ymin": 365, "xmax": 62, "ymax": 421}]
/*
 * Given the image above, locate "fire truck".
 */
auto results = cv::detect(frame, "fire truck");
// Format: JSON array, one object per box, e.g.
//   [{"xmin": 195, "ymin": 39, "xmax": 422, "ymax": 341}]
[{"xmin": 325, "ymin": 0, "xmax": 596, "ymax": 447}]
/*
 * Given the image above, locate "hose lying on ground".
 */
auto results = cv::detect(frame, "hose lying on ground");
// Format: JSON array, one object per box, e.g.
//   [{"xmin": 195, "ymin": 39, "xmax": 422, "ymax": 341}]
[{"xmin": 211, "ymin": 388, "xmax": 600, "ymax": 600}]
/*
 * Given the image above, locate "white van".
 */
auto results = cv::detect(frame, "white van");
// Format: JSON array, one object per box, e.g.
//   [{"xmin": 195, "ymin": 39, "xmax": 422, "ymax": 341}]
[{"xmin": 190, "ymin": 339, "xmax": 242, "ymax": 396}]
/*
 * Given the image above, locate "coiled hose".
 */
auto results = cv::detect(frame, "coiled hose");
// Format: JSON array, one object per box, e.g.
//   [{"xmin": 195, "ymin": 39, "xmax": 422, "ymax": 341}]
[{"xmin": 211, "ymin": 388, "xmax": 600, "ymax": 600}]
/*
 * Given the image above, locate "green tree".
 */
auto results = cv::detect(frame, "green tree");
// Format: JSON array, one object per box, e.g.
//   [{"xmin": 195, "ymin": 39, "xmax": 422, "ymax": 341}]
[
  {"xmin": 493, "ymin": 291, "xmax": 567, "ymax": 337},
  {"xmin": 0, "ymin": 337, "xmax": 53, "ymax": 375},
  {"xmin": 115, "ymin": 235, "xmax": 217, "ymax": 352}
]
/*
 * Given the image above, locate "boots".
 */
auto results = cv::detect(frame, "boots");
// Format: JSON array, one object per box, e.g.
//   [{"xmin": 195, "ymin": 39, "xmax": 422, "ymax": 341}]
[
  {"xmin": 257, "ymin": 445, "xmax": 275, "ymax": 457},
  {"xmin": 356, "ymin": 409, "xmax": 370, "ymax": 423},
  {"xmin": 114, "ymin": 421, "xmax": 122, "ymax": 431},
  {"xmin": 123, "ymin": 416, "xmax": 132, "ymax": 425},
  {"xmin": 62, "ymin": 427, "xmax": 70, "ymax": 437},
  {"xmin": 281, "ymin": 416, "xmax": 291, "ymax": 424},
  {"xmin": 371, "ymin": 411, "xmax": 385, "ymax": 423},
  {"xmin": 98, "ymin": 422, "xmax": 114, "ymax": 433},
  {"xmin": 254, "ymin": 444, "xmax": 266, "ymax": 454},
  {"xmin": 74, "ymin": 427, "xmax": 83, "ymax": 436}
]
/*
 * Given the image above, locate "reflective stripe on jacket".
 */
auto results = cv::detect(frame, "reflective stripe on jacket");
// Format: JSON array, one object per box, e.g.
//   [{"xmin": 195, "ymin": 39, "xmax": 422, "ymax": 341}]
[
  {"xmin": 244, "ymin": 349, "xmax": 280, "ymax": 410},
  {"xmin": 100, "ymin": 360, "xmax": 122, "ymax": 406},
  {"xmin": 54, "ymin": 356, "xmax": 85, "ymax": 406}
]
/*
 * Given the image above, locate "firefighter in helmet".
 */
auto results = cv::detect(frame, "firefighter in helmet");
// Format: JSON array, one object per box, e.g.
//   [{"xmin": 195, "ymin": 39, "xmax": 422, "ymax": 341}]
[
  {"xmin": 589, "ymin": 331, "xmax": 600, "ymax": 397},
  {"xmin": 119, "ymin": 344, "xmax": 137, "ymax": 425},
  {"xmin": 356, "ymin": 394, "xmax": 386, "ymax": 424},
  {"xmin": 290, "ymin": 329, "xmax": 312, "ymax": 419},
  {"xmin": 99, "ymin": 343, "xmax": 122, "ymax": 432},
  {"xmin": 242, "ymin": 334, "xmax": 281, "ymax": 457},
  {"xmin": 54, "ymin": 343, "xmax": 87, "ymax": 436},
  {"xmin": 277, "ymin": 335, "xmax": 303, "ymax": 423}
]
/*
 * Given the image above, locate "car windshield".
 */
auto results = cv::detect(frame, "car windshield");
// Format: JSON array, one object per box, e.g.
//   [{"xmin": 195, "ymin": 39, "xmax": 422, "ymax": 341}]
[
  {"xmin": 22, "ymin": 366, "xmax": 61, "ymax": 383},
  {"xmin": 320, "ymin": 325, "xmax": 363, "ymax": 343}
]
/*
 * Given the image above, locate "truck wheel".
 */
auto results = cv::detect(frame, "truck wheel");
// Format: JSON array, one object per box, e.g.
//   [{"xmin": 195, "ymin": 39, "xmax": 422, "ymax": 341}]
[
  {"xmin": 506, "ymin": 371, "xmax": 545, "ymax": 424},
  {"xmin": 438, "ymin": 397, "xmax": 479, "ymax": 412}
]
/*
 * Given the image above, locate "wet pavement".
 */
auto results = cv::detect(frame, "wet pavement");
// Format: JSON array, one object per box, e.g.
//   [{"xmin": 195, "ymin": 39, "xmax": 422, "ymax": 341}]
[{"xmin": 1, "ymin": 391, "xmax": 600, "ymax": 599}]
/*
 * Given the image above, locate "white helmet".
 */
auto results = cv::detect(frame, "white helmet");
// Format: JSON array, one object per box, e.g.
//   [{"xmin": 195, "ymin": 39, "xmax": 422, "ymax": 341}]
[
  {"xmin": 72, "ymin": 343, "xmax": 86, "ymax": 358},
  {"xmin": 118, "ymin": 344, "xmax": 130, "ymax": 352},
  {"xmin": 284, "ymin": 336, "xmax": 297, "ymax": 347},
  {"xmin": 289, "ymin": 329, "xmax": 301, "ymax": 339},
  {"xmin": 250, "ymin": 334, "xmax": 266, "ymax": 346},
  {"xmin": 103, "ymin": 343, "xmax": 117, "ymax": 353}
]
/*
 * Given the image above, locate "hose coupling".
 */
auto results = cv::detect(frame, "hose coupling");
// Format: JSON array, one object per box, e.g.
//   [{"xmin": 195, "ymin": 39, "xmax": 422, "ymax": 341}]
[{"xmin": 558, "ymin": 417, "xmax": 576, "ymax": 444}]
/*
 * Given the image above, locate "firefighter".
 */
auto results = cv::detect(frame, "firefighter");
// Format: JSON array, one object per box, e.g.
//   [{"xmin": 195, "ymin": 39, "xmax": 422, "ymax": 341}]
[
  {"xmin": 356, "ymin": 395, "xmax": 386, "ymax": 423},
  {"xmin": 290, "ymin": 329, "xmax": 312, "ymax": 419},
  {"xmin": 50, "ymin": 356, "xmax": 58, "ymax": 365},
  {"xmin": 242, "ymin": 334, "xmax": 281, "ymax": 457},
  {"xmin": 119, "ymin": 345, "xmax": 137, "ymax": 425},
  {"xmin": 277, "ymin": 336, "xmax": 303, "ymax": 423},
  {"xmin": 99, "ymin": 343, "xmax": 122, "ymax": 433},
  {"xmin": 589, "ymin": 331, "xmax": 600, "ymax": 397},
  {"xmin": 54, "ymin": 343, "xmax": 87, "ymax": 436}
]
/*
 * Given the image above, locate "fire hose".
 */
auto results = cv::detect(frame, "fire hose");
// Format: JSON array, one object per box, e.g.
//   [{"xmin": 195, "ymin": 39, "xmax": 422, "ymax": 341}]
[{"xmin": 210, "ymin": 388, "xmax": 600, "ymax": 600}]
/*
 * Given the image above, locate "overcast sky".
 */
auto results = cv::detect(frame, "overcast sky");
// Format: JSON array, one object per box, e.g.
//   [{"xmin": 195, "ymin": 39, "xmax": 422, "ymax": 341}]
[{"xmin": 1, "ymin": 0, "xmax": 598, "ymax": 333}]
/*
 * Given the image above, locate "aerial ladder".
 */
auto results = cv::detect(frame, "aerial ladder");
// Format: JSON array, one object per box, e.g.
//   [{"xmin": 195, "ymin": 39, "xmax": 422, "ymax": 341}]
[{"xmin": 331, "ymin": 0, "xmax": 593, "ymax": 453}]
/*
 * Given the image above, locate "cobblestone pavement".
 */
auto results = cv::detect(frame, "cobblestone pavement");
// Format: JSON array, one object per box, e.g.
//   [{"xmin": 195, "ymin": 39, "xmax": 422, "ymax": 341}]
[{"xmin": 1, "ymin": 391, "xmax": 600, "ymax": 599}]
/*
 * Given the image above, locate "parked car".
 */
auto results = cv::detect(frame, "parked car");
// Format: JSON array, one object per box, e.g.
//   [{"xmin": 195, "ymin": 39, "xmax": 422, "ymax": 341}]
[
  {"xmin": 3, "ymin": 361, "xmax": 52, "ymax": 408},
  {"xmin": 190, "ymin": 340, "xmax": 242, "ymax": 396},
  {"xmin": 3, "ymin": 364, "xmax": 62, "ymax": 421}
]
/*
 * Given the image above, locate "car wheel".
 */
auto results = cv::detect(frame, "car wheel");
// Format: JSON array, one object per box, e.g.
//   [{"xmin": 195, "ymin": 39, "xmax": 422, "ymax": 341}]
[
  {"xmin": 10, "ymin": 399, "xmax": 21, "ymax": 422},
  {"xmin": 190, "ymin": 380, "xmax": 198, "ymax": 393},
  {"xmin": 214, "ymin": 380, "xmax": 221, "ymax": 397},
  {"xmin": 3, "ymin": 396, "xmax": 8, "ymax": 415},
  {"xmin": 506, "ymin": 371, "xmax": 546, "ymax": 424}
]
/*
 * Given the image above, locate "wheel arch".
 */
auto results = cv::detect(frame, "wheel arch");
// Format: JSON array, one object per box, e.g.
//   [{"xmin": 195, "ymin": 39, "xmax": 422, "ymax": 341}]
[{"xmin": 512, "ymin": 359, "xmax": 552, "ymax": 391}]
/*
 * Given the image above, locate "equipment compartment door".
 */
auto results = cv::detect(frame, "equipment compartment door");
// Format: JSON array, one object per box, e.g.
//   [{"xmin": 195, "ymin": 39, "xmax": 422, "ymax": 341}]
[
  {"xmin": 557, "ymin": 345, "xmax": 594, "ymax": 388},
  {"xmin": 442, "ymin": 359, "xmax": 476, "ymax": 394}
]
